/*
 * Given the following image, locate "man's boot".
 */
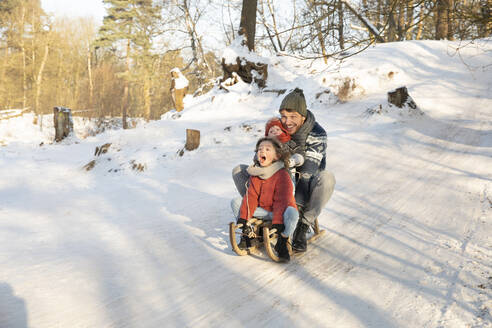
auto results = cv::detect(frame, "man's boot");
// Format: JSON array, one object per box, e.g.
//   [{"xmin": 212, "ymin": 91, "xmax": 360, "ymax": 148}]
[{"xmin": 292, "ymin": 222, "xmax": 309, "ymax": 252}]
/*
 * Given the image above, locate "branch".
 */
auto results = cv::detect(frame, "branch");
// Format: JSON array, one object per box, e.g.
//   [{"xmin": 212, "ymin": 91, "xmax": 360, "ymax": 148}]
[{"xmin": 341, "ymin": 0, "xmax": 385, "ymax": 43}]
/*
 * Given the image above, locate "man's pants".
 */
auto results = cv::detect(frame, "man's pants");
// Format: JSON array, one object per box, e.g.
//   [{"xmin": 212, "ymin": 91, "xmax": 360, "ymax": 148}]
[{"xmin": 232, "ymin": 164, "xmax": 336, "ymax": 226}]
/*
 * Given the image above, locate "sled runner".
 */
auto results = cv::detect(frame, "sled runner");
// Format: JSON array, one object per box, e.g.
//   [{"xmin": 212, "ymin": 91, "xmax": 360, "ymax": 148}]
[{"xmin": 229, "ymin": 218, "xmax": 325, "ymax": 262}]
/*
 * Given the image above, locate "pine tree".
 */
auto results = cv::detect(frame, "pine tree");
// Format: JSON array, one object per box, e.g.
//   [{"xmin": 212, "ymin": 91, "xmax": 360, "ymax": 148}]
[{"xmin": 96, "ymin": 0, "xmax": 161, "ymax": 125}]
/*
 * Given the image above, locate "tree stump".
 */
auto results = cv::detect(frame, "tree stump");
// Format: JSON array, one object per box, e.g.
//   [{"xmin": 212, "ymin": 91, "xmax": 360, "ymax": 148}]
[
  {"xmin": 170, "ymin": 68, "xmax": 188, "ymax": 112},
  {"xmin": 185, "ymin": 129, "xmax": 200, "ymax": 151},
  {"xmin": 387, "ymin": 86, "xmax": 417, "ymax": 109},
  {"xmin": 53, "ymin": 106, "xmax": 73, "ymax": 142},
  {"xmin": 221, "ymin": 57, "xmax": 268, "ymax": 88}
]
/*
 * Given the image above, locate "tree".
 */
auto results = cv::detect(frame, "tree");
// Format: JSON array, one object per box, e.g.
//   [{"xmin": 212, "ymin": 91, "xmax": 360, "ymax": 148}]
[
  {"xmin": 435, "ymin": 0, "xmax": 450, "ymax": 39},
  {"xmin": 239, "ymin": 0, "xmax": 257, "ymax": 51},
  {"xmin": 96, "ymin": 0, "xmax": 161, "ymax": 125},
  {"xmin": 0, "ymin": 0, "xmax": 46, "ymax": 111}
]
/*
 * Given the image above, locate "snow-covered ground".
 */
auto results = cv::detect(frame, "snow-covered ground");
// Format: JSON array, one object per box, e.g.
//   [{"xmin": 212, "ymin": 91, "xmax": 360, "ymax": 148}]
[{"xmin": 1, "ymin": 40, "xmax": 491, "ymax": 328}]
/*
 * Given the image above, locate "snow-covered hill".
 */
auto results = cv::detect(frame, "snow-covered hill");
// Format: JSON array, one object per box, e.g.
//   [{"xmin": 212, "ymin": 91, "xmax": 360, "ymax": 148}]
[{"xmin": 1, "ymin": 39, "xmax": 491, "ymax": 328}]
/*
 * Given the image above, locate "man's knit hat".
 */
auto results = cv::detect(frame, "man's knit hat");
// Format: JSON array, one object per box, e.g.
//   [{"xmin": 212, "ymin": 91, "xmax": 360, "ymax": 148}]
[
  {"xmin": 279, "ymin": 88, "xmax": 307, "ymax": 117},
  {"xmin": 265, "ymin": 117, "xmax": 291, "ymax": 143}
]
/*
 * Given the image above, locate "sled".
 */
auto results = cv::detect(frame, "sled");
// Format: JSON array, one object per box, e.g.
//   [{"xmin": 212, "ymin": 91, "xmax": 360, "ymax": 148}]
[{"xmin": 229, "ymin": 218, "xmax": 325, "ymax": 262}]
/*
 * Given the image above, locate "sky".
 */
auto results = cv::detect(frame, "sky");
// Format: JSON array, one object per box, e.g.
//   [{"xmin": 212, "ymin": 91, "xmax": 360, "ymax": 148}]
[{"xmin": 41, "ymin": 0, "xmax": 106, "ymax": 25}]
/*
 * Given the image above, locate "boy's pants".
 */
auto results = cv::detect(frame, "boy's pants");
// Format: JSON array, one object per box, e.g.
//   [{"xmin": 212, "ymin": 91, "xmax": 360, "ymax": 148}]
[{"xmin": 231, "ymin": 196, "xmax": 299, "ymax": 239}]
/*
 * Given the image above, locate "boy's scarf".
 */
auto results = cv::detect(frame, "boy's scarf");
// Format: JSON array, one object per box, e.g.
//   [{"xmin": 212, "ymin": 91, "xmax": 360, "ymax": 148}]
[{"xmin": 247, "ymin": 161, "xmax": 284, "ymax": 180}]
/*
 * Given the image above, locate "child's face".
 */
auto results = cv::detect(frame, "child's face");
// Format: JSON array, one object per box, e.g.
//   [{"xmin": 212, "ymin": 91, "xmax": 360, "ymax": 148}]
[
  {"xmin": 257, "ymin": 140, "xmax": 279, "ymax": 167},
  {"xmin": 268, "ymin": 125, "xmax": 283, "ymax": 137}
]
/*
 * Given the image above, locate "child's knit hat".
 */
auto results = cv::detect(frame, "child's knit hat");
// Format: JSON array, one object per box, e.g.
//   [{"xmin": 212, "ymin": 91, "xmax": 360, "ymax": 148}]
[{"xmin": 265, "ymin": 117, "xmax": 291, "ymax": 143}]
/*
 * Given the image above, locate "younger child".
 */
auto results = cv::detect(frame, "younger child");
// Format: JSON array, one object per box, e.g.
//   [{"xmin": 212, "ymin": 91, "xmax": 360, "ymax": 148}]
[
  {"xmin": 265, "ymin": 117, "xmax": 291, "ymax": 143},
  {"xmin": 231, "ymin": 137, "xmax": 299, "ymax": 262},
  {"xmin": 264, "ymin": 117, "xmax": 304, "ymax": 176}
]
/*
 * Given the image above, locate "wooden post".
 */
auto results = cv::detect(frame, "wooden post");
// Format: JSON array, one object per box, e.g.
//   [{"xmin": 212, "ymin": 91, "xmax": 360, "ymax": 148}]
[
  {"xmin": 53, "ymin": 106, "xmax": 73, "ymax": 142},
  {"xmin": 185, "ymin": 129, "xmax": 200, "ymax": 151}
]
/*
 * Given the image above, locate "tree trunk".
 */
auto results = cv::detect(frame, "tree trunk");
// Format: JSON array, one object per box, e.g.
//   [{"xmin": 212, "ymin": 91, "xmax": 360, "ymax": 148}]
[
  {"xmin": 34, "ymin": 44, "xmax": 49, "ymax": 115},
  {"xmin": 338, "ymin": 0, "xmax": 345, "ymax": 50},
  {"xmin": 398, "ymin": 0, "xmax": 405, "ymax": 40},
  {"xmin": 143, "ymin": 73, "xmax": 151, "ymax": 119},
  {"xmin": 265, "ymin": 0, "xmax": 284, "ymax": 51},
  {"xmin": 386, "ymin": 0, "xmax": 397, "ymax": 42},
  {"xmin": 307, "ymin": 0, "xmax": 328, "ymax": 63},
  {"xmin": 87, "ymin": 45, "xmax": 94, "ymax": 109},
  {"xmin": 123, "ymin": 39, "xmax": 130, "ymax": 129},
  {"xmin": 447, "ymin": 0, "xmax": 455, "ymax": 40},
  {"xmin": 239, "ymin": 0, "xmax": 257, "ymax": 51},
  {"xmin": 405, "ymin": 0, "xmax": 415, "ymax": 39},
  {"xmin": 416, "ymin": 3, "xmax": 424, "ymax": 39},
  {"xmin": 56, "ymin": 50, "xmax": 63, "ymax": 106},
  {"xmin": 436, "ymin": 0, "xmax": 449, "ymax": 39},
  {"xmin": 20, "ymin": 6, "xmax": 27, "ymax": 109}
]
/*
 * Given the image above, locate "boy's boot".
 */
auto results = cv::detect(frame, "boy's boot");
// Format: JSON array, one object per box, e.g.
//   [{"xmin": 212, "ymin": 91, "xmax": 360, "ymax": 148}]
[
  {"xmin": 237, "ymin": 218, "xmax": 252, "ymax": 249},
  {"xmin": 275, "ymin": 235, "xmax": 290, "ymax": 262},
  {"xmin": 292, "ymin": 222, "xmax": 310, "ymax": 252}
]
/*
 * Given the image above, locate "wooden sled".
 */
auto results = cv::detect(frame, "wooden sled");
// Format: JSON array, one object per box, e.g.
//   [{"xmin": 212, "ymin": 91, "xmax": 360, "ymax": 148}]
[{"xmin": 229, "ymin": 218, "xmax": 325, "ymax": 262}]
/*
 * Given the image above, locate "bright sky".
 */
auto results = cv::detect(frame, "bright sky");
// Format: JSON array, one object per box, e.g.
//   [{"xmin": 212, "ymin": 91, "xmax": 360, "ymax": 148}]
[{"xmin": 41, "ymin": 0, "xmax": 106, "ymax": 25}]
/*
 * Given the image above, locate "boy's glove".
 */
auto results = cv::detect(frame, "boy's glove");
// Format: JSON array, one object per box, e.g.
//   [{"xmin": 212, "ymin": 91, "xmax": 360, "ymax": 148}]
[
  {"xmin": 271, "ymin": 224, "xmax": 285, "ymax": 233},
  {"xmin": 237, "ymin": 218, "xmax": 248, "ymax": 226},
  {"xmin": 237, "ymin": 218, "xmax": 253, "ymax": 237}
]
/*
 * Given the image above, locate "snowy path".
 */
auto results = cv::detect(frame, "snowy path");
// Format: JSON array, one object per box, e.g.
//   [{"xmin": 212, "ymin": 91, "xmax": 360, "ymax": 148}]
[{"xmin": 1, "ymin": 40, "xmax": 491, "ymax": 327}]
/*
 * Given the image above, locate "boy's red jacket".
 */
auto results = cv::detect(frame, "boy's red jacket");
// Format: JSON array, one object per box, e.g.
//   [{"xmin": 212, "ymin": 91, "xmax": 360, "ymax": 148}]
[{"xmin": 239, "ymin": 168, "xmax": 297, "ymax": 224}]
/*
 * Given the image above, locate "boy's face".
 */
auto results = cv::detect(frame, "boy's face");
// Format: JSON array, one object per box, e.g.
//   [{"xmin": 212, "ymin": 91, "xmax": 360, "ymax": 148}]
[
  {"xmin": 279, "ymin": 110, "xmax": 305, "ymax": 135},
  {"xmin": 257, "ymin": 140, "xmax": 279, "ymax": 167},
  {"xmin": 268, "ymin": 125, "xmax": 283, "ymax": 137}
]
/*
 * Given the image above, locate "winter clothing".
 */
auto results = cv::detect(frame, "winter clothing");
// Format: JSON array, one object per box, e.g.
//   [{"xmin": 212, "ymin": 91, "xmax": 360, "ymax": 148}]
[
  {"xmin": 246, "ymin": 161, "xmax": 283, "ymax": 180},
  {"xmin": 299, "ymin": 170, "xmax": 336, "ymax": 225},
  {"xmin": 231, "ymin": 198, "xmax": 298, "ymax": 238},
  {"xmin": 265, "ymin": 117, "xmax": 291, "ymax": 143},
  {"xmin": 275, "ymin": 235, "xmax": 290, "ymax": 262},
  {"xmin": 288, "ymin": 153, "xmax": 304, "ymax": 168},
  {"xmin": 232, "ymin": 110, "xmax": 335, "ymax": 227},
  {"xmin": 239, "ymin": 162, "xmax": 297, "ymax": 225},
  {"xmin": 288, "ymin": 110, "xmax": 328, "ymax": 209},
  {"xmin": 236, "ymin": 218, "xmax": 252, "ymax": 249},
  {"xmin": 292, "ymin": 221, "xmax": 310, "ymax": 252},
  {"xmin": 279, "ymin": 88, "xmax": 307, "ymax": 118}
]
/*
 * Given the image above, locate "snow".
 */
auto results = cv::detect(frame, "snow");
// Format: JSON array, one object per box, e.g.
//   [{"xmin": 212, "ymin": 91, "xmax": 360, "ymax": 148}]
[
  {"xmin": 222, "ymin": 36, "xmax": 267, "ymax": 65},
  {"xmin": 1, "ymin": 40, "xmax": 492, "ymax": 328}
]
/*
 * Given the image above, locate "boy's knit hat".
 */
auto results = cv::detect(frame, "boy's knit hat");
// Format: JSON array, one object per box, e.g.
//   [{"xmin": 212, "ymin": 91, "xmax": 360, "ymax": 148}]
[
  {"xmin": 265, "ymin": 117, "xmax": 291, "ymax": 143},
  {"xmin": 279, "ymin": 88, "xmax": 307, "ymax": 117}
]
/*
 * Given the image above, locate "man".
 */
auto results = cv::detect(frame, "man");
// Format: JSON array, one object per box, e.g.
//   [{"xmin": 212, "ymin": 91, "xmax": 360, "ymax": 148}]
[{"xmin": 232, "ymin": 88, "xmax": 336, "ymax": 252}]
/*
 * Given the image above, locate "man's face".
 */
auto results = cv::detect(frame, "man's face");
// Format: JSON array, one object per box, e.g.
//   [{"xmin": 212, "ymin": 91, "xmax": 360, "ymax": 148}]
[{"xmin": 279, "ymin": 110, "xmax": 306, "ymax": 135}]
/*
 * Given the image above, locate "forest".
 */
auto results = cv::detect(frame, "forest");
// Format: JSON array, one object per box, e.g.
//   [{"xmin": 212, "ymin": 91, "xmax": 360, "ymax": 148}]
[{"xmin": 0, "ymin": 0, "xmax": 490, "ymax": 125}]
